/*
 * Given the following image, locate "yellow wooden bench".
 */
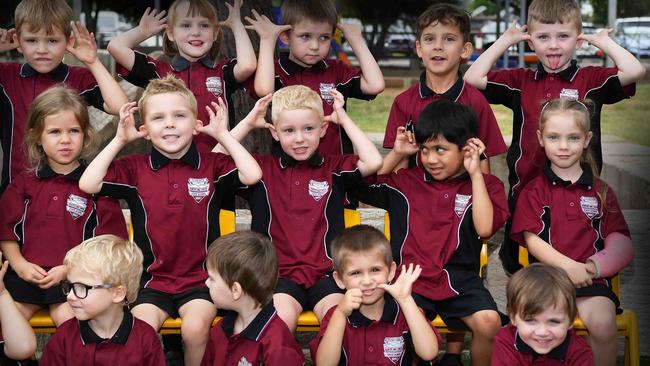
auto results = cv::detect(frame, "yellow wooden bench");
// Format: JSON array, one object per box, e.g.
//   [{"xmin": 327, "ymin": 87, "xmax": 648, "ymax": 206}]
[{"xmin": 518, "ymin": 246, "xmax": 639, "ymax": 366}]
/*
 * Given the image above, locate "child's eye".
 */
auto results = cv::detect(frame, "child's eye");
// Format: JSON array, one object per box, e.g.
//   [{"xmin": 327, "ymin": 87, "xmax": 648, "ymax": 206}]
[
  {"xmin": 48, "ymin": 38, "xmax": 60, "ymax": 44},
  {"xmin": 547, "ymin": 135, "xmax": 558, "ymax": 140},
  {"xmin": 299, "ymin": 34, "xmax": 310, "ymax": 40},
  {"xmin": 569, "ymin": 135, "xmax": 581, "ymax": 141},
  {"xmin": 201, "ymin": 23, "xmax": 211, "ymax": 29},
  {"xmin": 319, "ymin": 35, "xmax": 331, "ymax": 42},
  {"xmin": 70, "ymin": 128, "xmax": 82, "ymax": 134},
  {"xmin": 371, "ymin": 267, "xmax": 382, "ymax": 272},
  {"xmin": 180, "ymin": 23, "xmax": 190, "ymax": 28},
  {"xmin": 284, "ymin": 128, "xmax": 294, "ymax": 133},
  {"xmin": 538, "ymin": 35, "xmax": 548, "ymax": 40},
  {"xmin": 445, "ymin": 36, "xmax": 456, "ymax": 42},
  {"xmin": 423, "ymin": 36, "xmax": 434, "ymax": 44},
  {"xmin": 304, "ymin": 126, "xmax": 314, "ymax": 132},
  {"xmin": 175, "ymin": 113, "xmax": 186, "ymax": 118},
  {"xmin": 436, "ymin": 147, "xmax": 446, "ymax": 154}
]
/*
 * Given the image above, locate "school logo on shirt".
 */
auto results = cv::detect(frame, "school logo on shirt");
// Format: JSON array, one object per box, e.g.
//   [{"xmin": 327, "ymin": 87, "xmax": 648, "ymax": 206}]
[
  {"xmin": 454, "ymin": 194, "xmax": 472, "ymax": 217},
  {"xmin": 383, "ymin": 336, "xmax": 405, "ymax": 364},
  {"xmin": 205, "ymin": 76, "xmax": 223, "ymax": 97},
  {"xmin": 559, "ymin": 88, "xmax": 579, "ymax": 100},
  {"xmin": 66, "ymin": 194, "xmax": 88, "ymax": 220},
  {"xmin": 237, "ymin": 357, "xmax": 252, "ymax": 366},
  {"xmin": 308, "ymin": 179, "xmax": 329, "ymax": 201},
  {"xmin": 187, "ymin": 178, "xmax": 210, "ymax": 203},
  {"xmin": 580, "ymin": 196, "xmax": 599, "ymax": 219},
  {"xmin": 319, "ymin": 83, "xmax": 335, "ymax": 105}
]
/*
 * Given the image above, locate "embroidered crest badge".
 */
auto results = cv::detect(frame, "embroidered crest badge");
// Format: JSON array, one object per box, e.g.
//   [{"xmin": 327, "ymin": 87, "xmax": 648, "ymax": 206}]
[
  {"xmin": 454, "ymin": 194, "xmax": 472, "ymax": 217},
  {"xmin": 237, "ymin": 357, "xmax": 252, "ymax": 366},
  {"xmin": 580, "ymin": 196, "xmax": 599, "ymax": 219},
  {"xmin": 187, "ymin": 178, "xmax": 210, "ymax": 203},
  {"xmin": 205, "ymin": 76, "xmax": 223, "ymax": 97},
  {"xmin": 383, "ymin": 336, "xmax": 405, "ymax": 364},
  {"xmin": 66, "ymin": 194, "xmax": 88, "ymax": 220},
  {"xmin": 319, "ymin": 83, "xmax": 335, "ymax": 105},
  {"xmin": 308, "ymin": 179, "xmax": 329, "ymax": 201},
  {"xmin": 559, "ymin": 88, "xmax": 579, "ymax": 100}
]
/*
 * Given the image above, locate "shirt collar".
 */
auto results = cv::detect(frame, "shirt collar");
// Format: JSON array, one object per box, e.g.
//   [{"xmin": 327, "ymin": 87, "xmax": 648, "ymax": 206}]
[
  {"xmin": 220, "ymin": 301, "xmax": 277, "ymax": 341},
  {"xmin": 534, "ymin": 60, "xmax": 579, "ymax": 81},
  {"xmin": 170, "ymin": 54, "xmax": 216, "ymax": 71},
  {"xmin": 20, "ymin": 62, "xmax": 68, "ymax": 81},
  {"xmin": 278, "ymin": 53, "xmax": 327, "ymax": 75},
  {"xmin": 348, "ymin": 295, "xmax": 400, "ymax": 327},
  {"xmin": 36, "ymin": 161, "xmax": 86, "ymax": 181},
  {"xmin": 418, "ymin": 71, "xmax": 464, "ymax": 101},
  {"xmin": 515, "ymin": 328, "xmax": 571, "ymax": 360},
  {"xmin": 422, "ymin": 166, "xmax": 470, "ymax": 184},
  {"xmin": 79, "ymin": 309, "xmax": 134, "ymax": 345},
  {"xmin": 274, "ymin": 147, "xmax": 324, "ymax": 169},
  {"xmin": 543, "ymin": 160, "xmax": 593, "ymax": 188},
  {"xmin": 149, "ymin": 143, "xmax": 200, "ymax": 171}
]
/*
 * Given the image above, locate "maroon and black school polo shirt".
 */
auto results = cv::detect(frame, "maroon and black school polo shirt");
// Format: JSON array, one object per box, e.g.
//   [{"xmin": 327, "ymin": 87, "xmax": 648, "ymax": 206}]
[
  {"xmin": 238, "ymin": 150, "xmax": 362, "ymax": 287},
  {"xmin": 40, "ymin": 310, "xmax": 165, "ymax": 366},
  {"xmin": 383, "ymin": 72, "xmax": 507, "ymax": 160},
  {"xmin": 0, "ymin": 62, "xmax": 105, "ymax": 190},
  {"xmin": 358, "ymin": 167, "xmax": 510, "ymax": 300},
  {"xmin": 201, "ymin": 301, "xmax": 304, "ymax": 366},
  {"xmin": 272, "ymin": 55, "xmax": 376, "ymax": 156},
  {"xmin": 309, "ymin": 296, "xmax": 441, "ymax": 366},
  {"xmin": 511, "ymin": 162, "xmax": 630, "ymax": 279},
  {"xmin": 0, "ymin": 163, "xmax": 127, "ymax": 268},
  {"xmin": 116, "ymin": 52, "xmax": 240, "ymax": 153},
  {"xmin": 484, "ymin": 60, "xmax": 635, "ymax": 200},
  {"xmin": 97, "ymin": 143, "xmax": 242, "ymax": 293},
  {"xmin": 492, "ymin": 324, "xmax": 593, "ymax": 366}
]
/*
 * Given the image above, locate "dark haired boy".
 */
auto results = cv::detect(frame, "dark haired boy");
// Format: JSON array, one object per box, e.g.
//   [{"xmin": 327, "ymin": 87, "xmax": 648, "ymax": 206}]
[
  {"xmin": 358, "ymin": 99, "xmax": 510, "ymax": 366},
  {"xmin": 201, "ymin": 231, "xmax": 304, "ymax": 366},
  {"xmin": 383, "ymin": 3, "xmax": 506, "ymax": 172}
]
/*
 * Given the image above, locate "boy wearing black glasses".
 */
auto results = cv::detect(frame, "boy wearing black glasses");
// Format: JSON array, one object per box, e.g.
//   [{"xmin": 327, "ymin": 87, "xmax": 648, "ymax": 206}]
[{"xmin": 40, "ymin": 235, "xmax": 165, "ymax": 366}]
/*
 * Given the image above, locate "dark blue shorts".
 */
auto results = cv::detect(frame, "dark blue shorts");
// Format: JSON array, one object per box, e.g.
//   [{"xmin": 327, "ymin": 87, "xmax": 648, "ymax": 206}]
[{"xmin": 132, "ymin": 286, "xmax": 212, "ymax": 318}]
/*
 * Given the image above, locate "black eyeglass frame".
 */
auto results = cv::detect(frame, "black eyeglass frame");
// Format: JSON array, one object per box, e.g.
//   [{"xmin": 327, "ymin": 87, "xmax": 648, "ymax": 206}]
[{"xmin": 61, "ymin": 280, "xmax": 115, "ymax": 299}]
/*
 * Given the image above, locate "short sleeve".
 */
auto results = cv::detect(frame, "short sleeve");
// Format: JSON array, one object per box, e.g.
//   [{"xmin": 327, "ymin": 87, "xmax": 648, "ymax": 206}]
[
  {"xmin": 334, "ymin": 61, "xmax": 374, "ymax": 101},
  {"xmin": 73, "ymin": 67, "xmax": 105, "ymax": 112},
  {"xmin": 510, "ymin": 183, "xmax": 546, "ymax": 245},
  {"xmin": 383, "ymin": 98, "xmax": 408, "ymax": 148},
  {"xmin": 93, "ymin": 196, "xmax": 128, "ymax": 239},
  {"xmin": 117, "ymin": 51, "xmax": 168, "ymax": 88},
  {"xmin": 491, "ymin": 327, "xmax": 524, "ymax": 366},
  {"xmin": 0, "ymin": 174, "xmax": 26, "ymax": 241},
  {"xmin": 484, "ymin": 69, "xmax": 525, "ymax": 108},
  {"xmin": 465, "ymin": 88, "xmax": 507, "ymax": 157},
  {"xmin": 332, "ymin": 155, "xmax": 363, "ymax": 191},
  {"xmin": 601, "ymin": 187, "xmax": 630, "ymax": 238},
  {"xmin": 485, "ymin": 174, "xmax": 510, "ymax": 237},
  {"xmin": 567, "ymin": 332, "xmax": 595, "ymax": 366},
  {"xmin": 39, "ymin": 327, "xmax": 68, "ymax": 366},
  {"xmin": 97, "ymin": 157, "xmax": 139, "ymax": 199}
]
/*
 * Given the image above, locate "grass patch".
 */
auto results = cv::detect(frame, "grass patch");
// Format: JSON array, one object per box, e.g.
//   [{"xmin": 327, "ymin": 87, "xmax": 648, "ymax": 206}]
[{"xmin": 347, "ymin": 82, "xmax": 650, "ymax": 146}]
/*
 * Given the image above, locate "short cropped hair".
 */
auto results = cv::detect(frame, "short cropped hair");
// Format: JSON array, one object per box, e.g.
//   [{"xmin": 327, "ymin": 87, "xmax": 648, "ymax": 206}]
[
  {"xmin": 507, "ymin": 263, "xmax": 577, "ymax": 321},
  {"xmin": 416, "ymin": 3, "xmax": 471, "ymax": 43},
  {"xmin": 271, "ymin": 85, "xmax": 324, "ymax": 124},
  {"xmin": 15, "ymin": 0, "xmax": 73, "ymax": 37},
  {"xmin": 207, "ymin": 231, "xmax": 278, "ymax": 306},
  {"xmin": 415, "ymin": 99, "xmax": 477, "ymax": 148},
  {"xmin": 64, "ymin": 235, "xmax": 144, "ymax": 304},
  {"xmin": 527, "ymin": 0, "xmax": 582, "ymax": 33},
  {"xmin": 331, "ymin": 225, "xmax": 392, "ymax": 273},
  {"xmin": 164, "ymin": 0, "xmax": 222, "ymax": 61},
  {"xmin": 24, "ymin": 87, "xmax": 94, "ymax": 170},
  {"xmin": 281, "ymin": 0, "xmax": 337, "ymax": 30},
  {"xmin": 138, "ymin": 75, "xmax": 198, "ymax": 122}
]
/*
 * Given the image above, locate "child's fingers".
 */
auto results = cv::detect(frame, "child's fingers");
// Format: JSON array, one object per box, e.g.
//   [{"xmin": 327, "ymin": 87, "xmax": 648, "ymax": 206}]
[{"xmin": 0, "ymin": 260, "xmax": 8, "ymax": 277}]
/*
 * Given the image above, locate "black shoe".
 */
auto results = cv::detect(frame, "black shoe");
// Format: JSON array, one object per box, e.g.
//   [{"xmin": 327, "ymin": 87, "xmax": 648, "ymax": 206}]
[
  {"xmin": 162, "ymin": 334, "xmax": 184, "ymax": 366},
  {"xmin": 164, "ymin": 349, "xmax": 184, "ymax": 366},
  {"xmin": 438, "ymin": 352, "xmax": 463, "ymax": 366}
]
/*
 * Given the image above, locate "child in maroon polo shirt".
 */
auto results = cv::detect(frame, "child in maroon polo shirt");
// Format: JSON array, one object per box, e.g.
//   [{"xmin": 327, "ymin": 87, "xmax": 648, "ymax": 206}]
[
  {"xmin": 0, "ymin": 0, "xmax": 127, "ymax": 191},
  {"xmin": 383, "ymin": 4, "xmax": 506, "ymax": 174},
  {"xmin": 247, "ymin": 0, "xmax": 384, "ymax": 156},
  {"xmin": 216, "ymin": 85, "xmax": 382, "ymax": 332},
  {"xmin": 201, "ymin": 231, "xmax": 303, "ymax": 366},
  {"xmin": 493, "ymin": 263, "xmax": 593, "ymax": 365},
  {"xmin": 510, "ymin": 99, "xmax": 633, "ymax": 366},
  {"xmin": 310, "ymin": 225, "xmax": 440, "ymax": 366},
  {"xmin": 358, "ymin": 100, "xmax": 510, "ymax": 366},
  {"xmin": 108, "ymin": 0, "xmax": 256, "ymax": 153},
  {"xmin": 464, "ymin": 0, "xmax": 645, "ymax": 275},
  {"xmin": 79, "ymin": 75, "xmax": 262, "ymax": 366},
  {"xmin": 40, "ymin": 235, "xmax": 165, "ymax": 366}
]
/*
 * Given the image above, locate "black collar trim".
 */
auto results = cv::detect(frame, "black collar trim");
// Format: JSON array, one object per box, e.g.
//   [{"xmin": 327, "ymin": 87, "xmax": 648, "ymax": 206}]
[
  {"xmin": 170, "ymin": 54, "xmax": 216, "ymax": 71},
  {"xmin": 543, "ymin": 161, "xmax": 593, "ymax": 188},
  {"xmin": 79, "ymin": 309, "xmax": 133, "ymax": 345},
  {"xmin": 221, "ymin": 301, "xmax": 277, "ymax": 341},
  {"xmin": 276, "ymin": 148, "xmax": 324, "ymax": 168},
  {"xmin": 423, "ymin": 166, "xmax": 470, "ymax": 183},
  {"xmin": 149, "ymin": 143, "xmax": 200, "ymax": 170},
  {"xmin": 278, "ymin": 54, "xmax": 327, "ymax": 75},
  {"xmin": 36, "ymin": 161, "xmax": 86, "ymax": 181},
  {"xmin": 20, "ymin": 62, "xmax": 68, "ymax": 81},
  {"xmin": 348, "ymin": 295, "xmax": 400, "ymax": 327},
  {"xmin": 534, "ymin": 60, "xmax": 578, "ymax": 81},
  {"xmin": 515, "ymin": 328, "xmax": 571, "ymax": 360},
  {"xmin": 418, "ymin": 71, "xmax": 464, "ymax": 101}
]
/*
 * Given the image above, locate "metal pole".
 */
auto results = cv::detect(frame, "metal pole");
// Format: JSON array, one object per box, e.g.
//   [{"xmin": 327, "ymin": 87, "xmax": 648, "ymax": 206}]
[
  {"xmin": 502, "ymin": 0, "xmax": 510, "ymax": 68},
  {"xmin": 518, "ymin": 0, "xmax": 526, "ymax": 67},
  {"xmin": 73, "ymin": 0, "xmax": 81, "ymax": 22},
  {"xmin": 155, "ymin": 0, "xmax": 162, "ymax": 47},
  {"xmin": 607, "ymin": 0, "xmax": 617, "ymax": 66}
]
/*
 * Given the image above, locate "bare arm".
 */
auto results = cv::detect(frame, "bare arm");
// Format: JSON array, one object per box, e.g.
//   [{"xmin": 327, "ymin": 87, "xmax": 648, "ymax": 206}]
[
  {"xmin": 579, "ymin": 28, "xmax": 646, "ymax": 86},
  {"xmin": 524, "ymin": 231, "xmax": 593, "ymax": 287},
  {"xmin": 79, "ymin": 102, "xmax": 146, "ymax": 193},
  {"xmin": 0, "ymin": 257, "xmax": 36, "ymax": 360},
  {"xmin": 221, "ymin": 0, "xmax": 256, "ymax": 82},
  {"xmin": 316, "ymin": 289, "xmax": 362, "ymax": 366},
  {"xmin": 0, "ymin": 28, "xmax": 18, "ymax": 53},
  {"xmin": 378, "ymin": 126, "xmax": 418, "ymax": 174},
  {"xmin": 245, "ymin": 10, "xmax": 291, "ymax": 97},
  {"xmin": 464, "ymin": 19, "xmax": 530, "ymax": 90},
  {"xmin": 67, "ymin": 21, "xmax": 127, "ymax": 114},
  {"xmin": 465, "ymin": 138, "xmax": 493, "ymax": 237},
  {"xmin": 338, "ymin": 23, "xmax": 384, "ymax": 95},
  {"xmin": 326, "ymin": 89, "xmax": 382, "ymax": 176},
  {"xmin": 106, "ymin": 7, "xmax": 166, "ymax": 72}
]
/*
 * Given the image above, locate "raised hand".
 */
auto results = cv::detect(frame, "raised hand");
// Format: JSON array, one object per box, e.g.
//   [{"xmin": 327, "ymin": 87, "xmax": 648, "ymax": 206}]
[
  {"xmin": 116, "ymin": 102, "xmax": 146, "ymax": 144},
  {"xmin": 244, "ymin": 9, "xmax": 291, "ymax": 39},
  {"xmin": 38, "ymin": 265, "xmax": 67, "ymax": 289},
  {"xmin": 67, "ymin": 21, "xmax": 97, "ymax": 65},
  {"xmin": 323, "ymin": 88, "xmax": 348, "ymax": 125},
  {"xmin": 337, "ymin": 288, "xmax": 362, "ymax": 316},
  {"xmin": 462, "ymin": 137, "xmax": 485, "ymax": 175},
  {"xmin": 378, "ymin": 263, "xmax": 421, "ymax": 303},
  {"xmin": 337, "ymin": 22, "xmax": 363, "ymax": 42},
  {"xmin": 393, "ymin": 126, "xmax": 418, "ymax": 156},
  {"xmin": 138, "ymin": 7, "xmax": 167, "ymax": 38},
  {"xmin": 0, "ymin": 28, "xmax": 18, "ymax": 53},
  {"xmin": 503, "ymin": 18, "xmax": 530, "ymax": 44},
  {"xmin": 578, "ymin": 28, "xmax": 613, "ymax": 48},
  {"xmin": 197, "ymin": 98, "xmax": 229, "ymax": 138},
  {"xmin": 12, "ymin": 259, "xmax": 47, "ymax": 285},
  {"xmin": 219, "ymin": 0, "xmax": 244, "ymax": 29},
  {"xmin": 242, "ymin": 93, "xmax": 274, "ymax": 129}
]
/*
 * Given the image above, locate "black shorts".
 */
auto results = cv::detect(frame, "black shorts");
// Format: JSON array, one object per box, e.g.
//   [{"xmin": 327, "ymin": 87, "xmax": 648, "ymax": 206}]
[
  {"xmin": 413, "ymin": 286, "xmax": 508, "ymax": 331},
  {"xmin": 576, "ymin": 282, "xmax": 622, "ymax": 314},
  {"xmin": 275, "ymin": 276, "xmax": 344, "ymax": 310},
  {"xmin": 132, "ymin": 286, "xmax": 212, "ymax": 318},
  {"xmin": 4, "ymin": 267, "xmax": 66, "ymax": 305}
]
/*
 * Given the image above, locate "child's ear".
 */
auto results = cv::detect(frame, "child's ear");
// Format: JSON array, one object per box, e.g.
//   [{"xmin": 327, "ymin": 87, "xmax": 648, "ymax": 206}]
[
  {"xmin": 139, "ymin": 124, "xmax": 151, "ymax": 140},
  {"xmin": 193, "ymin": 119, "xmax": 202, "ymax": 135},
  {"xmin": 415, "ymin": 39, "xmax": 422, "ymax": 59},
  {"xmin": 13, "ymin": 33, "xmax": 23, "ymax": 54},
  {"xmin": 112, "ymin": 285, "xmax": 127, "ymax": 304},
  {"xmin": 231, "ymin": 282, "xmax": 243, "ymax": 301},
  {"xmin": 319, "ymin": 120, "xmax": 329, "ymax": 138},
  {"xmin": 332, "ymin": 271, "xmax": 346, "ymax": 290},
  {"xmin": 268, "ymin": 124, "xmax": 280, "ymax": 141},
  {"xmin": 536, "ymin": 129, "xmax": 543, "ymax": 147},
  {"xmin": 387, "ymin": 262, "xmax": 397, "ymax": 283},
  {"xmin": 166, "ymin": 27, "xmax": 175, "ymax": 43},
  {"xmin": 584, "ymin": 130, "xmax": 593, "ymax": 149},
  {"xmin": 279, "ymin": 29, "xmax": 291, "ymax": 45},
  {"xmin": 527, "ymin": 39, "xmax": 535, "ymax": 52},
  {"xmin": 461, "ymin": 41, "xmax": 474, "ymax": 60}
]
